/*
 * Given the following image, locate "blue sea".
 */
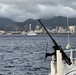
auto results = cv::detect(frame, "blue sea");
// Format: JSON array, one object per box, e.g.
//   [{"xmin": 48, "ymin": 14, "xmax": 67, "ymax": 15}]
[{"xmin": 0, "ymin": 34, "xmax": 76, "ymax": 75}]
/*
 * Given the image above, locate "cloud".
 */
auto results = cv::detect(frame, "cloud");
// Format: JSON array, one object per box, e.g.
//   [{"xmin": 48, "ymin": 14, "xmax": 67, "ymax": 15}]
[{"xmin": 0, "ymin": 0, "xmax": 76, "ymax": 22}]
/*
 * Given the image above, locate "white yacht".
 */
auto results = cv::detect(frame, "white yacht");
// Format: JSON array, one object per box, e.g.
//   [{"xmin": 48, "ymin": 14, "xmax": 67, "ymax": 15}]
[
  {"xmin": 21, "ymin": 31, "xmax": 26, "ymax": 35},
  {"xmin": 27, "ymin": 31, "xmax": 37, "ymax": 35},
  {"xmin": 6, "ymin": 33, "xmax": 12, "ymax": 35}
]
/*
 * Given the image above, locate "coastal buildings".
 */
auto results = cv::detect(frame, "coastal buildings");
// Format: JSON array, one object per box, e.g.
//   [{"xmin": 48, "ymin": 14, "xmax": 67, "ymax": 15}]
[
  {"xmin": 69, "ymin": 25, "xmax": 76, "ymax": 34},
  {"xmin": 0, "ymin": 24, "xmax": 76, "ymax": 35}
]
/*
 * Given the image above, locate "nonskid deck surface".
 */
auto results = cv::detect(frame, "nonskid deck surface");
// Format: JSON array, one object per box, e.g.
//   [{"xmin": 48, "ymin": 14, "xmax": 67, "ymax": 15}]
[
  {"xmin": 63, "ymin": 65, "xmax": 76, "ymax": 75},
  {"xmin": 49, "ymin": 65, "xmax": 76, "ymax": 75}
]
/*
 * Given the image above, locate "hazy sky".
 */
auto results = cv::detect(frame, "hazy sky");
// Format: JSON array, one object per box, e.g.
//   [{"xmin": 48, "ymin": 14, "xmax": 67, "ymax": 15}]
[{"xmin": 0, "ymin": 0, "xmax": 76, "ymax": 22}]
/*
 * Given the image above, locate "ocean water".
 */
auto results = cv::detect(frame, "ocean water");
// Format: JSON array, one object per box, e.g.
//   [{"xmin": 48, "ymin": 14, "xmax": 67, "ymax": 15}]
[{"xmin": 0, "ymin": 34, "xmax": 76, "ymax": 75}]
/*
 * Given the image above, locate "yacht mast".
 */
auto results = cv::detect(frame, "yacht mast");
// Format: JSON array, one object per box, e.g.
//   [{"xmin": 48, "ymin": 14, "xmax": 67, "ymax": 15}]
[
  {"xmin": 67, "ymin": 14, "xmax": 70, "ymax": 44},
  {"xmin": 66, "ymin": 13, "xmax": 71, "ymax": 49}
]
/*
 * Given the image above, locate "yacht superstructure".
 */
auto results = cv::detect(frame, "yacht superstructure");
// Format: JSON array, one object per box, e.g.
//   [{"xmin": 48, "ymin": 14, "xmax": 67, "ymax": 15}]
[{"xmin": 27, "ymin": 31, "xmax": 37, "ymax": 35}]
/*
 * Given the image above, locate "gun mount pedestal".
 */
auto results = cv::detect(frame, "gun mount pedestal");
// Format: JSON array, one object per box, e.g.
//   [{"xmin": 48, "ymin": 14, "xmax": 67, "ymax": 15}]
[{"xmin": 51, "ymin": 50, "xmax": 62, "ymax": 75}]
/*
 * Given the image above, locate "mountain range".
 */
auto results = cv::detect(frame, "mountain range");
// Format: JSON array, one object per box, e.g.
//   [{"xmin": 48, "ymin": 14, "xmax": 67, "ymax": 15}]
[{"xmin": 0, "ymin": 16, "xmax": 76, "ymax": 31}]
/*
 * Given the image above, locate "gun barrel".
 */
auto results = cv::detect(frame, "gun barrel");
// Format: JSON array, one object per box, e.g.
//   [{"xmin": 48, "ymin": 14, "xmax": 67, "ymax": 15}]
[{"xmin": 38, "ymin": 19, "xmax": 72, "ymax": 65}]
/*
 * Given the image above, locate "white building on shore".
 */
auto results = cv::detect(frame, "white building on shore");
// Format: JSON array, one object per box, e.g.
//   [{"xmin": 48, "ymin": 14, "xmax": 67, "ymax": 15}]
[
  {"xmin": 0, "ymin": 30, "xmax": 6, "ymax": 34},
  {"xmin": 69, "ymin": 25, "xmax": 76, "ymax": 34}
]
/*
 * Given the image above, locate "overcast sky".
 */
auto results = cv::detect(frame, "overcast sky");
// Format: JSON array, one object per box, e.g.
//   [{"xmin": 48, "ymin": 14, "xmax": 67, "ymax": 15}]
[{"xmin": 0, "ymin": 0, "xmax": 76, "ymax": 22}]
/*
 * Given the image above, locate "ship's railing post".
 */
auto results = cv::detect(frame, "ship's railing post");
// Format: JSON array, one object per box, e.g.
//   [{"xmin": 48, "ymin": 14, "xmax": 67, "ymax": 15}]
[
  {"xmin": 51, "ymin": 55, "xmax": 56, "ymax": 75},
  {"xmin": 56, "ymin": 50, "xmax": 62, "ymax": 75},
  {"xmin": 70, "ymin": 49, "xmax": 73, "ymax": 63}
]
